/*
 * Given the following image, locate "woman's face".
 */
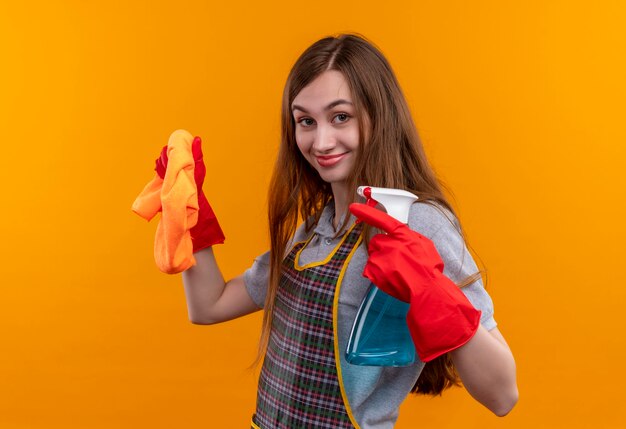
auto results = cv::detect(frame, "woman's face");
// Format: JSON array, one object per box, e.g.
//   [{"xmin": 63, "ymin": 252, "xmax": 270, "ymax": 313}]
[{"xmin": 292, "ymin": 70, "xmax": 360, "ymax": 193}]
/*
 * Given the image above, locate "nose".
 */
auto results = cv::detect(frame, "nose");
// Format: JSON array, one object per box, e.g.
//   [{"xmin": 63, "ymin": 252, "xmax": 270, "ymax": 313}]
[{"xmin": 312, "ymin": 124, "xmax": 336, "ymax": 153}]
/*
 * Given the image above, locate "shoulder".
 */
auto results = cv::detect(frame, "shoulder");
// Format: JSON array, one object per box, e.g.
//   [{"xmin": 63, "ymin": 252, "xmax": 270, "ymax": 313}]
[{"xmin": 407, "ymin": 200, "xmax": 460, "ymax": 240}]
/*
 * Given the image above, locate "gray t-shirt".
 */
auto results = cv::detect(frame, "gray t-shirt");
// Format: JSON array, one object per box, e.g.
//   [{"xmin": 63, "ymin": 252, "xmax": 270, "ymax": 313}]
[{"xmin": 244, "ymin": 201, "xmax": 496, "ymax": 429}]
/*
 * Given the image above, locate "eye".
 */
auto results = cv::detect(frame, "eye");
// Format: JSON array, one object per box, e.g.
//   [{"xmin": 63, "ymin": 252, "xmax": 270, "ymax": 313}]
[
  {"xmin": 333, "ymin": 113, "xmax": 350, "ymax": 123},
  {"xmin": 297, "ymin": 117, "xmax": 315, "ymax": 127}
]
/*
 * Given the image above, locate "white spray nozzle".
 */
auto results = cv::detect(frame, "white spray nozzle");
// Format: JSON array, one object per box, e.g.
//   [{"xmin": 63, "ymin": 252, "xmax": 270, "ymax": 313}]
[{"xmin": 357, "ymin": 186, "xmax": 419, "ymax": 224}]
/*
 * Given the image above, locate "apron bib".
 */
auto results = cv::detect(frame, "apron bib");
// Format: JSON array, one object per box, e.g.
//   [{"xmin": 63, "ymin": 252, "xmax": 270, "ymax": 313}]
[{"xmin": 252, "ymin": 223, "xmax": 363, "ymax": 429}]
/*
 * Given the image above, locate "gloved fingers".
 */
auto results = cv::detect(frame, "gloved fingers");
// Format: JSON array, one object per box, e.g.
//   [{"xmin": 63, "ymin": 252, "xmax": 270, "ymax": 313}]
[
  {"xmin": 367, "ymin": 234, "xmax": 417, "ymax": 265},
  {"xmin": 367, "ymin": 227, "xmax": 445, "ymax": 274},
  {"xmin": 349, "ymin": 203, "xmax": 404, "ymax": 234},
  {"xmin": 367, "ymin": 232, "xmax": 394, "ymax": 254},
  {"xmin": 191, "ymin": 136, "xmax": 206, "ymax": 187},
  {"xmin": 192, "ymin": 136, "xmax": 203, "ymax": 161},
  {"xmin": 155, "ymin": 133, "xmax": 204, "ymax": 182},
  {"xmin": 154, "ymin": 144, "xmax": 168, "ymax": 179}
]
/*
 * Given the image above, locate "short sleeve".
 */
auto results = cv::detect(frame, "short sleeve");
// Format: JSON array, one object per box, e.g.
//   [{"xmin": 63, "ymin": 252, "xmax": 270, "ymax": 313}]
[
  {"xmin": 244, "ymin": 250, "xmax": 270, "ymax": 308},
  {"xmin": 407, "ymin": 202, "xmax": 497, "ymax": 330},
  {"xmin": 243, "ymin": 219, "xmax": 315, "ymax": 310}
]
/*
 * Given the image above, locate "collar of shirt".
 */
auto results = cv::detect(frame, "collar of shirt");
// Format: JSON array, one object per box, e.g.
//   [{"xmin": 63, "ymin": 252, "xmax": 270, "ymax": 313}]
[{"xmin": 312, "ymin": 201, "xmax": 357, "ymax": 239}]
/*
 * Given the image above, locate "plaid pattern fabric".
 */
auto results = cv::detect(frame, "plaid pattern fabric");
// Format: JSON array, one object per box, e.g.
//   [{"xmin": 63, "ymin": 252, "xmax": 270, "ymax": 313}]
[{"xmin": 252, "ymin": 224, "xmax": 363, "ymax": 429}]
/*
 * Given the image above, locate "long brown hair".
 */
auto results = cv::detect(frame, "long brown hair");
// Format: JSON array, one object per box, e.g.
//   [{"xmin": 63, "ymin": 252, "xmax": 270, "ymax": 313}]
[{"xmin": 260, "ymin": 33, "xmax": 483, "ymax": 396}]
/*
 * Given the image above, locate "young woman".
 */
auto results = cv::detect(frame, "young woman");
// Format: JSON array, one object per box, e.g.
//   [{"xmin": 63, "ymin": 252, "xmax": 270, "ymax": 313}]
[{"xmin": 159, "ymin": 34, "xmax": 518, "ymax": 428}]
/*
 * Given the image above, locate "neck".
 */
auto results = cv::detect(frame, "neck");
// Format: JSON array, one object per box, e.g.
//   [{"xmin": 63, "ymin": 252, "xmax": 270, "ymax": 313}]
[{"xmin": 331, "ymin": 182, "xmax": 350, "ymax": 230}]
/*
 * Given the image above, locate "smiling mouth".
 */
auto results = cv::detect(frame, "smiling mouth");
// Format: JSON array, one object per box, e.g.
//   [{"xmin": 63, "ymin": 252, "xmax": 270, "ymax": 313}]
[{"xmin": 316, "ymin": 153, "xmax": 347, "ymax": 167}]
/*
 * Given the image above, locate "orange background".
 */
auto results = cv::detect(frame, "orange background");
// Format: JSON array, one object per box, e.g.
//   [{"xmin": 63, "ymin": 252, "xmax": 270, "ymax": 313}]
[{"xmin": 1, "ymin": 1, "xmax": 625, "ymax": 428}]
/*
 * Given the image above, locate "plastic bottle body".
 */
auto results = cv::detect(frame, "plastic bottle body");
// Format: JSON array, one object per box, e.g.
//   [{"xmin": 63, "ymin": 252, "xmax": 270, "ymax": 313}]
[{"xmin": 346, "ymin": 284, "xmax": 415, "ymax": 367}]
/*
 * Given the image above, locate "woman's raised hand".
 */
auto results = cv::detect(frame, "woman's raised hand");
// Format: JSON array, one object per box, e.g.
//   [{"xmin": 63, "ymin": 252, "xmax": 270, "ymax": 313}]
[{"xmin": 155, "ymin": 134, "xmax": 225, "ymax": 253}]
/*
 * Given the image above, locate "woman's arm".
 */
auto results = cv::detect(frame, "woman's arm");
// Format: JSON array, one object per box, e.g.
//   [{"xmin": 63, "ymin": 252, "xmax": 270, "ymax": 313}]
[
  {"xmin": 182, "ymin": 247, "xmax": 261, "ymax": 324},
  {"xmin": 450, "ymin": 326, "xmax": 518, "ymax": 416}
]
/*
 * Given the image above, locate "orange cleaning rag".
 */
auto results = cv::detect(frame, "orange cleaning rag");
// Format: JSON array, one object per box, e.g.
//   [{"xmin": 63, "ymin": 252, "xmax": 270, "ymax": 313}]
[{"xmin": 132, "ymin": 130, "xmax": 199, "ymax": 274}]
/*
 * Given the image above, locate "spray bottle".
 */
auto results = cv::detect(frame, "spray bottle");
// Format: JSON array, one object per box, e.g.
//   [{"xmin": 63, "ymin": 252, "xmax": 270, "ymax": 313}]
[{"xmin": 346, "ymin": 186, "xmax": 419, "ymax": 367}]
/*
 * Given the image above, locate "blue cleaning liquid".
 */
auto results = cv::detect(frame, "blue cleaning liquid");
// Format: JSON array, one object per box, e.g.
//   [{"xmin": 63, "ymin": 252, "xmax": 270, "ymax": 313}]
[{"xmin": 346, "ymin": 284, "xmax": 415, "ymax": 367}]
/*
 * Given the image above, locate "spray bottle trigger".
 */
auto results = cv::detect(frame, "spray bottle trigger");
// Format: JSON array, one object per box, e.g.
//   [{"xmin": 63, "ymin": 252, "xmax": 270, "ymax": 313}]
[{"xmin": 362, "ymin": 186, "xmax": 379, "ymax": 207}]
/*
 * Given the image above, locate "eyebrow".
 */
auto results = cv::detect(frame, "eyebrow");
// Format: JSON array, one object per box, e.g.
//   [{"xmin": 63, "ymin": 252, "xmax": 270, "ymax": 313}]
[{"xmin": 291, "ymin": 99, "xmax": 353, "ymax": 113}]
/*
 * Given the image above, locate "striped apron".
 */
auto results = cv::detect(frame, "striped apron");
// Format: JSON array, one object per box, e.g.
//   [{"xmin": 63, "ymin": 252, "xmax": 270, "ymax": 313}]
[{"xmin": 251, "ymin": 222, "xmax": 363, "ymax": 429}]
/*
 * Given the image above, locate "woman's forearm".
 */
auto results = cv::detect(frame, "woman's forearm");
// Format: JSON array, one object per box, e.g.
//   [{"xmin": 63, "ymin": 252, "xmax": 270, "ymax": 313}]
[
  {"xmin": 450, "ymin": 326, "xmax": 518, "ymax": 416},
  {"xmin": 182, "ymin": 247, "xmax": 227, "ymax": 323},
  {"xmin": 182, "ymin": 247, "xmax": 259, "ymax": 324}
]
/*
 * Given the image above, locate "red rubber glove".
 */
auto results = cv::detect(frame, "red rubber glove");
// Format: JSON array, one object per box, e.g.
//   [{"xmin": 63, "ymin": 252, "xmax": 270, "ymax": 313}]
[
  {"xmin": 349, "ymin": 203, "xmax": 481, "ymax": 363},
  {"xmin": 155, "ymin": 136, "xmax": 225, "ymax": 253}
]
